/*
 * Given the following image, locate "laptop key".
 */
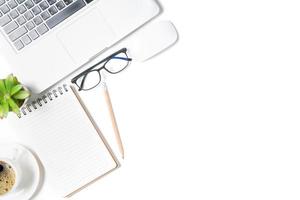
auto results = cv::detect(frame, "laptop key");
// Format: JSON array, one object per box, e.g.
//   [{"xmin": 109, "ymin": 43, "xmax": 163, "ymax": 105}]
[
  {"xmin": 10, "ymin": 9, "xmax": 19, "ymax": 19},
  {"xmin": 63, "ymin": 0, "xmax": 72, "ymax": 5},
  {"xmin": 4, "ymin": 21, "xmax": 18, "ymax": 34},
  {"xmin": 48, "ymin": 6, "xmax": 57, "ymax": 15},
  {"xmin": 33, "ymin": 0, "xmax": 41, "ymax": 4},
  {"xmin": 0, "ymin": 5, "xmax": 10, "ymax": 14},
  {"xmin": 8, "ymin": 0, "xmax": 17, "ymax": 9},
  {"xmin": 28, "ymin": 29, "xmax": 38, "ymax": 40},
  {"xmin": 16, "ymin": 16, "xmax": 26, "ymax": 25},
  {"xmin": 33, "ymin": 15, "xmax": 42, "ymax": 25},
  {"xmin": 55, "ymin": 1, "xmax": 64, "ymax": 10},
  {"xmin": 16, "ymin": 0, "xmax": 25, "ymax": 4},
  {"xmin": 46, "ymin": 0, "xmax": 85, "ymax": 29},
  {"xmin": 14, "ymin": 40, "xmax": 24, "ymax": 50},
  {"xmin": 41, "ymin": 10, "xmax": 50, "ymax": 20},
  {"xmin": 25, "ymin": 20, "xmax": 34, "ymax": 30},
  {"xmin": 0, "ymin": 0, "xmax": 5, "ymax": 6},
  {"xmin": 39, "ymin": 1, "xmax": 49, "ymax": 10},
  {"xmin": 24, "ymin": 10, "xmax": 33, "ymax": 20},
  {"xmin": 25, "ymin": 0, "xmax": 34, "ymax": 9},
  {"xmin": 21, "ymin": 34, "xmax": 31, "ymax": 44},
  {"xmin": 47, "ymin": 0, "xmax": 56, "ymax": 5},
  {"xmin": 0, "ymin": 15, "xmax": 11, "ymax": 26},
  {"xmin": 17, "ymin": 5, "xmax": 26, "ymax": 14},
  {"xmin": 32, "ymin": 6, "xmax": 41, "ymax": 15},
  {"xmin": 36, "ymin": 23, "xmax": 48, "ymax": 35},
  {"xmin": 9, "ymin": 26, "xmax": 27, "ymax": 41}
]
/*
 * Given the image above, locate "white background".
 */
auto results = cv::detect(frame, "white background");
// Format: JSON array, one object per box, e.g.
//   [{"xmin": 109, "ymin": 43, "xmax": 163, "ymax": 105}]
[{"xmin": 1, "ymin": 0, "xmax": 300, "ymax": 199}]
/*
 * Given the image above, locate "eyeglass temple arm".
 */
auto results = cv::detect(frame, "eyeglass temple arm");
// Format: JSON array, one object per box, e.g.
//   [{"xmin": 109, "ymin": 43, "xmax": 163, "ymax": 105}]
[{"xmin": 112, "ymin": 56, "xmax": 132, "ymax": 61}]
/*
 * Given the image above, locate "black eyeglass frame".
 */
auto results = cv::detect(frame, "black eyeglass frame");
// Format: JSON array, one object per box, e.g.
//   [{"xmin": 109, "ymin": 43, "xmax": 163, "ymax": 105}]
[{"xmin": 71, "ymin": 48, "xmax": 132, "ymax": 91}]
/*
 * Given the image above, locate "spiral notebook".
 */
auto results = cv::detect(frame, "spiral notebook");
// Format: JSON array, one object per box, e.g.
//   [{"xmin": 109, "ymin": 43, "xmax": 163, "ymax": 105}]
[{"xmin": 8, "ymin": 85, "xmax": 119, "ymax": 197}]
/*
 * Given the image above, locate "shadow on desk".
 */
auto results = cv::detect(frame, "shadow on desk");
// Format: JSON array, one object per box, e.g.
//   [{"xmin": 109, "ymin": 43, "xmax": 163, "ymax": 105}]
[{"xmin": 27, "ymin": 147, "xmax": 45, "ymax": 200}]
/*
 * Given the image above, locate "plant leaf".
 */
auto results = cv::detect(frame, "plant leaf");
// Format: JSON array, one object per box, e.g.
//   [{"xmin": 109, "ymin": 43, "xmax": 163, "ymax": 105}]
[
  {"xmin": 7, "ymin": 98, "xmax": 20, "ymax": 115},
  {"xmin": 0, "ymin": 105, "xmax": 4, "ymax": 119},
  {"xmin": 0, "ymin": 79, "xmax": 6, "ymax": 95},
  {"xmin": 13, "ymin": 90, "xmax": 30, "ymax": 100},
  {"xmin": 4, "ymin": 75, "xmax": 14, "ymax": 93},
  {"xmin": 14, "ymin": 99, "xmax": 23, "ymax": 107},
  {"xmin": 0, "ymin": 93, "xmax": 4, "ymax": 102},
  {"xmin": 2, "ymin": 100, "xmax": 9, "ymax": 117},
  {"xmin": 12, "ymin": 76, "xmax": 19, "ymax": 85},
  {"xmin": 10, "ymin": 84, "xmax": 23, "ymax": 96}
]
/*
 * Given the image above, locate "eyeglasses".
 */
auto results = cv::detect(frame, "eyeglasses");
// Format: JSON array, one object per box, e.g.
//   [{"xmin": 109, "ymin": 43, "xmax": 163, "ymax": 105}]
[{"xmin": 71, "ymin": 48, "xmax": 132, "ymax": 91}]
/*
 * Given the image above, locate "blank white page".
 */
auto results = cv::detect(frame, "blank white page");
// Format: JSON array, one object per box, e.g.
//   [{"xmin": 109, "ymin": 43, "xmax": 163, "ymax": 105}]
[{"xmin": 9, "ymin": 86, "xmax": 118, "ymax": 197}]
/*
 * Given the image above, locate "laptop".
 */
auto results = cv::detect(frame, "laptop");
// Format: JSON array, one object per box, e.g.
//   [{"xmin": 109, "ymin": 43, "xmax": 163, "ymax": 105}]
[{"xmin": 0, "ymin": 0, "xmax": 160, "ymax": 92}]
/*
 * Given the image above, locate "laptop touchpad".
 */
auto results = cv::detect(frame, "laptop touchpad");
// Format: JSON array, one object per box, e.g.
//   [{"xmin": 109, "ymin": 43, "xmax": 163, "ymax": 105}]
[{"xmin": 57, "ymin": 8, "xmax": 116, "ymax": 65}]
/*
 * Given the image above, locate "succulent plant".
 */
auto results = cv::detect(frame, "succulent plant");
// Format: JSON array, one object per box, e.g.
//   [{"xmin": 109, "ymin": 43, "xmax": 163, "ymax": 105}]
[{"xmin": 0, "ymin": 74, "xmax": 30, "ymax": 118}]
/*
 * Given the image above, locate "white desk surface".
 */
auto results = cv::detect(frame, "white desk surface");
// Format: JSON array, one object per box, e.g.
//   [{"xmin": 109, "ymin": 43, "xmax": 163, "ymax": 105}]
[{"xmin": 2, "ymin": 0, "xmax": 300, "ymax": 199}]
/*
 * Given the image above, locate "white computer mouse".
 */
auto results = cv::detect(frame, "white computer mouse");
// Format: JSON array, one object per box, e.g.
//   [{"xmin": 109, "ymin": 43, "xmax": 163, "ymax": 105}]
[{"xmin": 128, "ymin": 20, "xmax": 179, "ymax": 62}]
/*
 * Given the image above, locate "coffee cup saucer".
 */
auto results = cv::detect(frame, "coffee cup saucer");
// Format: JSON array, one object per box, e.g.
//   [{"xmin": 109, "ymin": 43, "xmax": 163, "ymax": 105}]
[{"xmin": 0, "ymin": 143, "xmax": 40, "ymax": 200}]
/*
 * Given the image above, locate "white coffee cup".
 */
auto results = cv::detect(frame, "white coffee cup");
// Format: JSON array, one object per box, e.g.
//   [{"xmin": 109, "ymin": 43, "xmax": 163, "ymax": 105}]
[{"xmin": 0, "ymin": 157, "xmax": 23, "ymax": 196}]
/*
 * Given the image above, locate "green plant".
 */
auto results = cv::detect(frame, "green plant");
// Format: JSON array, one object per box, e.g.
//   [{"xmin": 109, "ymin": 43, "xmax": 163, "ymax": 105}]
[{"xmin": 0, "ymin": 74, "xmax": 30, "ymax": 118}]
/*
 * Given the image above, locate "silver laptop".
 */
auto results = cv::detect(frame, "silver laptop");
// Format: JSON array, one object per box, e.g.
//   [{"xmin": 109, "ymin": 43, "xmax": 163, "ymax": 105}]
[{"xmin": 0, "ymin": 0, "xmax": 160, "ymax": 92}]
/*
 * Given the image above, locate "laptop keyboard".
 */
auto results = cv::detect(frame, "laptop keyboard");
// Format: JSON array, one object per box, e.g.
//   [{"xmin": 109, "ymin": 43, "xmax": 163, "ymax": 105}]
[{"xmin": 0, "ymin": 0, "xmax": 87, "ymax": 50}]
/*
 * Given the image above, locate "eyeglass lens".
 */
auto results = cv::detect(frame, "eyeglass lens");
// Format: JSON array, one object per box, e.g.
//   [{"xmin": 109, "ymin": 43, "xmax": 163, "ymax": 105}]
[
  {"xmin": 77, "ymin": 70, "xmax": 101, "ymax": 90},
  {"xmin": 104, "ymin": 52, "xmax": 130, "ymax": 73}
]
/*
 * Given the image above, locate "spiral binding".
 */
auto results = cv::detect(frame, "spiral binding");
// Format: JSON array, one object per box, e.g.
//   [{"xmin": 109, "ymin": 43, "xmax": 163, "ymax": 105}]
[{"xmin": 19, "ymin": 84, "xmax": 69, "ymax": 118}]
